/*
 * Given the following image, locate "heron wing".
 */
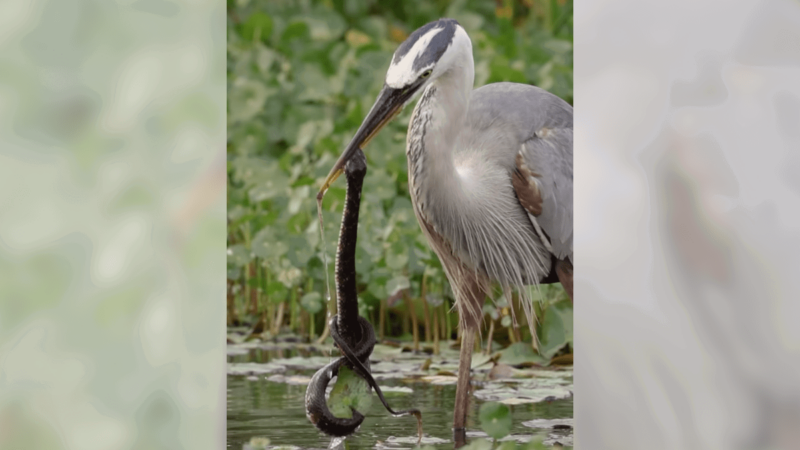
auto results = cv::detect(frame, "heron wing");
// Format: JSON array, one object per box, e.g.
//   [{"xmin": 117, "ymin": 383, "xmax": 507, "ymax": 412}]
[
  {"xmin": 515, "ymin": 127, "xmax": 573, "ymax": 261},
  {"xmin": 466, "ymin": 83, "xmax": 573, "ymax": 261}
]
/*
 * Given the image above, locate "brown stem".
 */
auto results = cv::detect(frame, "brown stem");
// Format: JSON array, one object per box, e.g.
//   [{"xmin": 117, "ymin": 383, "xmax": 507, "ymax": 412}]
[
  {"xmin": 484, "ymin": 318, "xmax": 495, "ymax": 355},
  {"xmin": 404, "ymin": 291, "xmax": 419, "ymax": 351},
  {"xmin": 453, "ymin": 327, "xmax": 475, "ymax": 431},
  {"xmin": 421, "ymin": 274, "xmax": 431, "ymax": 343},
  {"xmin": 314, "ymin": 319, "xmax": 330, "ymax": 345},
  {"xmin": 379, "ymin": 298, "xmax": 386, "ymax": 340},
  {"xmin": 402, "ymin": 299, "xmax": 410, "ymax": 336},
  {"xmin": 299, "ymin": 308, "xmax": 306, "ymax": 337},
  {"xmin": 440, "ymin": 303, "xmax": 447, "ymax": 340},
  {"xmin": 432, "ymin": 306, "xmax": 440, "ymax": 355},
  {"xmin": 445, "ymin": 303, "xmax": 451, "ymax": 342},
  {"xmin": 272, "ymin": 301, "xmax": 285, "ymax": 335},
  {"xmin": 267, "ymin": 302, "xmax": 274, "ymax": 334},
  {"xmin": 248, "ymin": 262, "xmax": 258, "ymax": 316},
  {"xmin": 309, "ymin": 310, "xmax": 316, "ymax": 340},
  {"xmin": 511, "ymin": 291, "xmax": 522, "ymax": 343},
  {"xmin": 289, "ymin": 286, "xmax": 298, "ymax": 330},
  {"xmin": 226, "ymin": 278, "xmax": 238, "ymax": 326}
]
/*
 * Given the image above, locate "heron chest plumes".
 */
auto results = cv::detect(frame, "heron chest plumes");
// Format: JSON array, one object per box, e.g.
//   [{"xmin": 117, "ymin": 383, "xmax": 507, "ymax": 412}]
[{"xmin": 405, "ymin": 84, "xmax": 552, "ymax": 295}]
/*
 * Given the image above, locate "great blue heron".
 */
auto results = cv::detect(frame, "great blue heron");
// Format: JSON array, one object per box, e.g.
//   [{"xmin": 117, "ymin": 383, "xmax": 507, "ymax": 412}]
[{"xmin": 318, "ymin": 18, "xmax": 573, "ymax": 438}]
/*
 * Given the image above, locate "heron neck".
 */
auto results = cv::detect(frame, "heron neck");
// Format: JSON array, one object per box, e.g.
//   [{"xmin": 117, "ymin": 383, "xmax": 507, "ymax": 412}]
[
  {"xmin": 408, "ymin": 68, "xmax": 473, "ymax": 216},
  {"xmin": 426, "ymin": 68, "xmax": 471, "ymax": 176}
]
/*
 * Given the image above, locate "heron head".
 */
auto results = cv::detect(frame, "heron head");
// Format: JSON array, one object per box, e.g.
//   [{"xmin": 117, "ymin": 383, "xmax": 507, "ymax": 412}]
[{"xmin": 318, "ymin": 19, "xmax": 471, "ymax": 197}]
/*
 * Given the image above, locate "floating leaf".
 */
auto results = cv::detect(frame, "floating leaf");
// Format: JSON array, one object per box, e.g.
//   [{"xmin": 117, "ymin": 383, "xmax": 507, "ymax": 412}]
[
  {"xmin": 227, "ymin": 362, "xmax": 285, "ymax": 376},
  {"xmin": 521, "ymin": 418, "xmax": 573, "ymax": 429},
  {"xmin": 328, "ymin": 365, "xmax": 373, "ymax": 418},
  {"xmin": 459, "ymin": 438, "xmax": 494, "ymax": 450},
  {"xmin": 497, "ymin": 343, "xmax": 548, "ymax": 367},
  {"xmin": 244, "ymin": 436, "xmax": 270, "ymax": 450},
  {"xmin": 420, "ymin": 375, "xmax": 458, "ymax": 385},
  {"xmin": 479, "ymin": 402, "xmax": 512, "ymax": 439}
]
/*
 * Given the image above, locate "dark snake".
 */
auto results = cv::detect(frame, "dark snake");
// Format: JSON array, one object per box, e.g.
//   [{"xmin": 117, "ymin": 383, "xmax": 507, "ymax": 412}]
[{"xmin": 305, "ymin": 149, "xmax": 423, "ymax": 438}]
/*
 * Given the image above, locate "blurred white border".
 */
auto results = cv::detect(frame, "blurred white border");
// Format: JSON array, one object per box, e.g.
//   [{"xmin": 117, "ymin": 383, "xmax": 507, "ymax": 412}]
[
  {"xmin": 575, "ymin": 0, "xmax": 800, "ymax": 448},
  {"xmin": 0, "ymin": 0, "xmax": 226, "ymax": 448}
]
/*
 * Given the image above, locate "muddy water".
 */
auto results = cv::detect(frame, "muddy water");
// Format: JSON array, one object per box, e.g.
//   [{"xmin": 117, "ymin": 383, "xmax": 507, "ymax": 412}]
[{"xmin": 227, "ymin": 347, "xmax": 573, "ymax": 449}]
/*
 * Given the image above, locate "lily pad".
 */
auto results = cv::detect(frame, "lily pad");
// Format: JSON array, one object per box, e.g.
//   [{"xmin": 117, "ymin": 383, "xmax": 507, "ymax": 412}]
[
  {"xmin": 243, "ymin": 436, "xmax": 270, "ymax": 450},
  {"xmin": 458, "ymin": 438, "xmax": 493, "ymax": 450},
  {"xmin": 479, "ymin": 402, "xmax": 512, "ymax": 439},
  {"xmin": 383, "ymin": 435, "xmax": 448, "ymax": 445},
  {"xmin": 466, "ymin": 431, "xmax": 539, "ymax": 445},
  {"xmin": 269, "ymin": 356, "xmax": 330, "ymax": 370},
  {"xmin": 497, "ymin": 343, "xmax": 548, "ymax": 367},
  {"xmin": 327, "ymin": 365, "xmax": 373, "ymax": 418},
  {"xmin": 473, "ymin": 380, "xmax": 572, "ymax": 405},
  {"xmin": 521, "ymin": 418, "xmax": 573, "ymax": 429},
  {"xmin": 543, "ymin": 431, "xmax": 573, "ymax": 447},
  {"xmin": 227, "ymin": 362, "xmax": 286, "ymax": 376},
  {"xmin": 420, "ymin": 375, "xmax": 458, "ymax": 385},
  {"xmin": 264, "ymin": 374, "xmax": 312, "ymax": 385},
  {"xmin": 470, "ymin": 353, "xmax": 493, "ymax": 369}
]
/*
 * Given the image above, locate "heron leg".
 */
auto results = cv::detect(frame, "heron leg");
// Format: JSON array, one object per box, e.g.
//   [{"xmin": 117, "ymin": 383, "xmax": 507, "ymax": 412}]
[{"xmin": 453, "ymin": 326, "xmax": 476, "ymax": 445}]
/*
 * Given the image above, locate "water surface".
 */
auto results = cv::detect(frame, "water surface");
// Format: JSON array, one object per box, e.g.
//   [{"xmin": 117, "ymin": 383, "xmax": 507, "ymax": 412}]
[{"xmin": 227, "ymin": 345, "xmax": 573, "ymax": 449}]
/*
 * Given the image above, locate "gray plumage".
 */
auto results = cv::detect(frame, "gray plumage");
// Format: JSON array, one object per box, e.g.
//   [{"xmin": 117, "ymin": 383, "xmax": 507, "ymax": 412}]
[
  {"xmin": 323, "ymin": 18, "xmax": 573, "ymax": 436},
  {"xmin": 407, "ymin": 80, "xmax": 573, "ymax": 332}
]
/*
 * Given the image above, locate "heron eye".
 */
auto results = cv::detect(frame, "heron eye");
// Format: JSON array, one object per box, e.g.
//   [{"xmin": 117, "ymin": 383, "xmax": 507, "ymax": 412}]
[{"xmin": 419, "ymin": 70, "xmax": 432, "ymax": 79}]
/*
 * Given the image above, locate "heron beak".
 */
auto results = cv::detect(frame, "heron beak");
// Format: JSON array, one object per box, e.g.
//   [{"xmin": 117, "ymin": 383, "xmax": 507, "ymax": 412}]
[{"xmin": 318, "ymin": 85, "xmax": 409, "ymax": 199}]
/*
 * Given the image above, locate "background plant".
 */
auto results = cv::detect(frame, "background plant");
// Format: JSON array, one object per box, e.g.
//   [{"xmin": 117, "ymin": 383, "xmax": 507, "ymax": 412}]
[{"xmin": 227, "ymin": 0, "xmax": 572, "ymax": 359}]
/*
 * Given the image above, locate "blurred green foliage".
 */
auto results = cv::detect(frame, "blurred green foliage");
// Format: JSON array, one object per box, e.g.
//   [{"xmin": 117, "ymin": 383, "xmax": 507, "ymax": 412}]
[
  {"xmin": 479, "ymin": 402, "xmax": 513, "ymax": 439},
  {"xmin": 227, "ymin": 0, "xmax": 572, "ymax": 354}
]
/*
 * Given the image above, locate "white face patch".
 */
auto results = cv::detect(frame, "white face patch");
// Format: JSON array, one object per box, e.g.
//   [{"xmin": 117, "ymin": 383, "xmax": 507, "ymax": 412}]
[{"xmin": 385, "ymin": 26, "xmax": 444, "ymax": 88}]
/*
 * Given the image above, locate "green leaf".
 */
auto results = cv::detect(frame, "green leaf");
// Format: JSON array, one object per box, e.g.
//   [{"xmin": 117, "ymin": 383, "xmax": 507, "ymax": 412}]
[
  {"xmin": 459, "ymin": 439, "xmax": 492, "ymax": 450},
  {"xmin": 459, "ymin": 439, "xmax": 493, "ymax": 450},
  {"xmin": 267, "ymin": 281, "xmax": 288, "ymax": 304},
  {"xmin": 538, "ymin": 299, "xmax": 573, "ymax": 359},
  {"xmin": 483, "ymin": 304, "xmax": 498, "ymax": 320},
  {"xmin": 497, "ymin": 342, "xmax": 548, "ymax": 367},
  {"xmin": 386, "ymin": 275, "xmax": 409, "ymax": 297},
  {"xmin": 478, "ymin": 402, "xmax": 512, "ymax": 439},
  {"xmin": 227, "ymin": 244, "xmax": 251, "ymax": 267},
  {"xmin": 385, "ymin": 245, "xmax": 408, "ymax": 270},
  {"xmin": 300, "ymin": 292, "xmax": 323, "ymax": 314},
  {"xmin": 281, "ymin": 21, "xmax": 309, "ymax": 43},
  {"xmin": 327, "ymin": 365, "xmax": 372, "ymax": 418},
  {"xmin": 240, "ymin": 12, "xmax": 273, "ymax": 43},
  {"xmin": 251, "ymin": 228, "xmax": 289, "ymax": 259}
]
